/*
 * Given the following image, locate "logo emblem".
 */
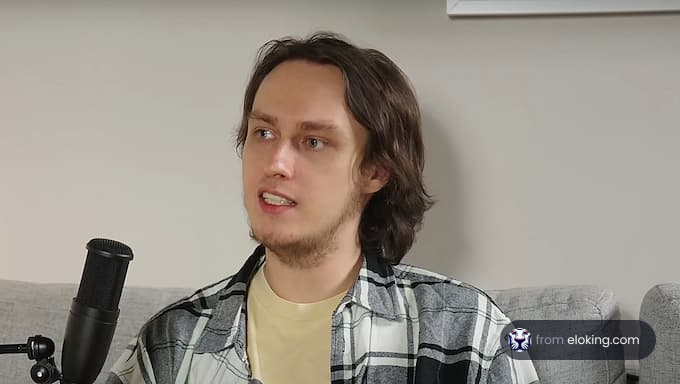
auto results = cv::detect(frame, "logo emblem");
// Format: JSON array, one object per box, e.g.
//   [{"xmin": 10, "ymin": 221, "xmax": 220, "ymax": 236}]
[{"xmin": 508, "ymin": 328, "xmax": 531, "ymax": 352}]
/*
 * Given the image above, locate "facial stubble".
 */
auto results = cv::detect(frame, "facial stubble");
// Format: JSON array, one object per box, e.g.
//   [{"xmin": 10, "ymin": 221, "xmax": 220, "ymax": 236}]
[{"xmin": 248, "ymin": 185, "xmax": 363, "ymax": 269}]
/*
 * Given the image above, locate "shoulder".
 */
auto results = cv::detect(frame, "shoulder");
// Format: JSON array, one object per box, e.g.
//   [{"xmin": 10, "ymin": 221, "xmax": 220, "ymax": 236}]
[
  {"xmin": 393, "ymin": 263, "xmax": 504, "ymax": 316},
  {"xmin": 391, "ymin": 263, "xmax": 510, "ymax": 349},
  {"xmin": 137, "ymin": 246, "xmax": 264, "ymax": 350},
  {"xmin": 138, "ymin": 274, "xmax": 240, "ymax": 346},
  {"xmin": 109, "ymin": 274, "xmax": 244, "ymax": 383},
  {"xmin": 390, "ymin": 264, "xmax": 522, "ymax": 374}
]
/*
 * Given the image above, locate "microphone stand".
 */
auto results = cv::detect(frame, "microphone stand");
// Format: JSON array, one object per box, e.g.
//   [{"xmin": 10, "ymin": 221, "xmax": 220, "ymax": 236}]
[{"xmin": 0, "ymin": 335, "xmax": 62, "ymax": 383}]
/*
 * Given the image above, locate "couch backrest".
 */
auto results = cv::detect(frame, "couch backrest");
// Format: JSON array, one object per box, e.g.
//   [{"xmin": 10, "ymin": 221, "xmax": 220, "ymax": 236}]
[
  {"xmin": 488, "ymin": 285, "xmax": 626, "ymax": 384},
  {"xmin": 1, "ymin": 280, "xmax": 629, "ymax": 384},
  {"xmin": 0, "ymin": 279, "xmax": 192, "ymax": 384}
]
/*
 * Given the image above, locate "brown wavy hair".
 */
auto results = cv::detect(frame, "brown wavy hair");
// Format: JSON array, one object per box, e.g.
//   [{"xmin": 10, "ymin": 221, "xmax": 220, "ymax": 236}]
[{"xmin": 235, "ymin": 32, "xmax": 434, "ymax": 264}]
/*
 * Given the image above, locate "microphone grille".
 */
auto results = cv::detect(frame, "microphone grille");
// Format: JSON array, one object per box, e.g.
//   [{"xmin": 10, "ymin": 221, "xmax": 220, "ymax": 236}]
[
  {"xmin": 86, "ymin": 238, "xmax": 133, "ymax": 259},
  {"xmin": 76, "ymin": 238, "xmax": 133, "ymax": 311}
]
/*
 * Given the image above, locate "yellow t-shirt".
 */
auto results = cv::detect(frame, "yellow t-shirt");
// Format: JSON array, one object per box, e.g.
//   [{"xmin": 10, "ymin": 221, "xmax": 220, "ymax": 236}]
[{"xmin": 246, "ymin": 264, "xmax": 346, "ymax": 384}]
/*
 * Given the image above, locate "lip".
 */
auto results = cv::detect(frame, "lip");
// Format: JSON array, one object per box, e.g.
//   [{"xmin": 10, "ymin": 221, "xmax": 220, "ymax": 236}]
[
  {"xmin": 258, "ymin": 196, "xmax": 295, "ymax": 214},
  {"xmin": 258, "ymin": 198, "xmax": 296, "ymax": 216}
]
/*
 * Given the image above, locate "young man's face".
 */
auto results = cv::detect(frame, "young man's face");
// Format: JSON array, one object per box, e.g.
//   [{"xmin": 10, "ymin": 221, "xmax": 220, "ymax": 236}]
[{"xmin": 242, "ymin": 60, "xmax": 381, "ymax": 264}]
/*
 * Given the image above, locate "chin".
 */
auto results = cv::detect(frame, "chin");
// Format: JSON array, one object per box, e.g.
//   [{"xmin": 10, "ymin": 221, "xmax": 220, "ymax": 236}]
[
  {"xmin": 255, "ymin": 234, "xmax": 302, "ymax": 249},
  {"xmin": 251, "ymin": 224, "xmax": 296, "ymax": 242}
]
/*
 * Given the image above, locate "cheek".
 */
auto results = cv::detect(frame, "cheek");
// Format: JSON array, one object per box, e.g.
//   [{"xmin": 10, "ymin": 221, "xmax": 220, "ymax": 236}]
[
  {"xmin": 241, "ymin": 163, "xmax": 260, "ymax": 200},
  {"xmin": 242, "ymin": 148, "xmax": 263, "ymax": 179},
  {"xmin": 305, "ymin": 166, "xmax": 355, "ymax": 201}
]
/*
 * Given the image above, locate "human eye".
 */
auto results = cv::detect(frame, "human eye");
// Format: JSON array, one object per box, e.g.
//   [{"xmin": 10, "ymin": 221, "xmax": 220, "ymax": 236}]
[
  {"xmin": 305, "ymin": 137, "xmax": 327, "ymax": 151},
  {"xmin": 253, "ymin": 128, "xmax": 274, "ymax": 140}
]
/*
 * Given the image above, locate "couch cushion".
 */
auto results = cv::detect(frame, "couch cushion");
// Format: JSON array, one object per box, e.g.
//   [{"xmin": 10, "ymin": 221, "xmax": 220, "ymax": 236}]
[
  {"xmin": 488, "ymin": 285, "xmax": 625, "ymax": 384},
  {"xmin": 0, "ymin": 279, "xmax": 192, "ymax": 384}
]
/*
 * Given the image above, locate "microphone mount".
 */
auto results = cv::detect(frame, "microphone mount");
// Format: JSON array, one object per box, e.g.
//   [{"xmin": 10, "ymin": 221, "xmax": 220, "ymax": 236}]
[{"xmin": 0, "ymin": 335, "xmax": 62, "ymax": 383}]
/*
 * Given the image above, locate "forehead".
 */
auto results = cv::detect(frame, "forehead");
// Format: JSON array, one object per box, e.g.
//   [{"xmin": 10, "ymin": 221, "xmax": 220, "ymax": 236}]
[{"xmin": 251, "ymin": 60, "xmax": 358, "ymax": 132}]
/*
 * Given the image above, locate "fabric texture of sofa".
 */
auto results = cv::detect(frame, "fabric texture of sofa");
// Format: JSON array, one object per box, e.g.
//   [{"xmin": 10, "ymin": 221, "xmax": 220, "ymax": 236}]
[
  {"xmin": 639, "ymin": 283, "xmax": 680, "ymax": 384},
  {"xmin": 0, "ymin": 278, "xmax": 674, "ymax": 383},
  {"xmin": 0, "ymin": 279, "xmax": 192, "ymax": 384}
]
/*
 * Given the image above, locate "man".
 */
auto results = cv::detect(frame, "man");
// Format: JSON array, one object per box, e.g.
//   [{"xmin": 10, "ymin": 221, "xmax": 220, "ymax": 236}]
[{"xmin": 107, "ymin": 32, "xmax": 539, "ymax": 384}]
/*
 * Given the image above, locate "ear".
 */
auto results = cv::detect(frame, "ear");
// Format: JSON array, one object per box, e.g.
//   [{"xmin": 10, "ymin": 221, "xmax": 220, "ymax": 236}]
[{"xmin": 361, "ymin": 163, "xmax": 390, "ymax": 194}]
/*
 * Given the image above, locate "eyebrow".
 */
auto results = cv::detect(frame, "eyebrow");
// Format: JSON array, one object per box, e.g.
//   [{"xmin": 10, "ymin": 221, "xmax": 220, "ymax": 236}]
[
  {"xmin": 300, "ymin": 120, "xmax": 339, "ymax": 132},
  {"xmin": 249, "ymin": 109, "xmax": 339, "ymax": 133},
  {"xmin": 248, "ymin": 110, "xmax": 277, "ymax": 125}
]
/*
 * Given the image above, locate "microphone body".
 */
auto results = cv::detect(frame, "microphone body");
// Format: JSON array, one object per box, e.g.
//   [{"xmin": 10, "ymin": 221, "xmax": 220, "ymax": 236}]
[{"xmin": 61, "ymin": 239, "xmax": 133, "ymax": 384}]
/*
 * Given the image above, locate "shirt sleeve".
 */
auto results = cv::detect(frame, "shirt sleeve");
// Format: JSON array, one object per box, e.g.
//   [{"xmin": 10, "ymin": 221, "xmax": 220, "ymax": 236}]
[
  {"xmin": 105, "ymin": 336, "xmax": 157, "ymax": 384},
  {"xmin": 486, "ymin": 346, "xmax": 540, "ymax": 384}
]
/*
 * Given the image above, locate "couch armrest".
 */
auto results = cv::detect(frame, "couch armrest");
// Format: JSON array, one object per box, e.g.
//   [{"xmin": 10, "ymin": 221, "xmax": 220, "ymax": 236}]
[{"xmin": 639, "ymin": 283, "xmax": 680, "ymax": 384}]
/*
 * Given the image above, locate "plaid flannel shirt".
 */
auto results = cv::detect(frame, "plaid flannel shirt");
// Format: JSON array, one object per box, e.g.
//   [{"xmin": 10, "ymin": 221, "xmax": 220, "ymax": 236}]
[{"xmin": 107, "ymin": 245, "xmax": 539, "ymax": 384}]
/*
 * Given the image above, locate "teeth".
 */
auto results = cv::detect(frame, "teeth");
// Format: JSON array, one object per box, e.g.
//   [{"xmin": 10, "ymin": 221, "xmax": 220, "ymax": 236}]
[{"xmin": 262, "ymin": 192, "xmax": 295, "ymax": 206}]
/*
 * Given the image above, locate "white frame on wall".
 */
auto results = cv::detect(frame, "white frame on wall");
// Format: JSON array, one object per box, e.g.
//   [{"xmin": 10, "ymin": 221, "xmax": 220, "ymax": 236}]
[{"xmin": 447, "ymin": 0, "xmax": 680, "ymax": 16}]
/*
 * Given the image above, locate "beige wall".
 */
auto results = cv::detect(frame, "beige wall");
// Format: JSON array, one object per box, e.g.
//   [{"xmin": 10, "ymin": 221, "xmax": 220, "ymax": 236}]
[{"xmin": 1, "ymin": 1, "xmax": 679, "ymax": 320}]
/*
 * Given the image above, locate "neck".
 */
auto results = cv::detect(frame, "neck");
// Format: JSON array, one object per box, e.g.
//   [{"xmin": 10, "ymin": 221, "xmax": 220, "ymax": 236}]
[{"xmin": 263, "ymin": 237, "xmax": 363, "ymax": 304}]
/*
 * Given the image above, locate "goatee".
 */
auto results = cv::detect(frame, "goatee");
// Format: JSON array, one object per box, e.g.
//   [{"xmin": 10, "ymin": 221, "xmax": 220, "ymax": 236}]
[{"xmin": 249, "ymin": 187, "xmax": 362, "ymax": 269}]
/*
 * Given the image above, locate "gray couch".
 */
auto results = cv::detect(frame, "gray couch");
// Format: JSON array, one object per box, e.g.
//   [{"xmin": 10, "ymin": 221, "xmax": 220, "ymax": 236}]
[
  {"xmin": 0, "ymin": 278, "xmax": 675, "ymax": 383},
  {"xmin": 0, "ymin": 279, "xmax": 192, "ymax": 384}
]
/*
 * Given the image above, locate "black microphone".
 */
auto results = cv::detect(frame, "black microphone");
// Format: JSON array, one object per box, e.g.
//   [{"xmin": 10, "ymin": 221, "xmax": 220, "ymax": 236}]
[{"xmin": 61, "ymin": 238, "xmax": 133, "ymax": 384}]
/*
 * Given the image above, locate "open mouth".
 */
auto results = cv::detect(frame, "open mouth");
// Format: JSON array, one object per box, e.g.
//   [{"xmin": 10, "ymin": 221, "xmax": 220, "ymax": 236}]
[{"xmin": 260, "ymin": 191, "xmax": 297, "ymax": 207}]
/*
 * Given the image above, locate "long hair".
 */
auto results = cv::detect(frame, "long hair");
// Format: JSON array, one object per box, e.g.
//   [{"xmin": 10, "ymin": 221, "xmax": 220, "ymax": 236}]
[{"xmin": 235, "ymin": 32, "xmax": 434, "ymax": 264}]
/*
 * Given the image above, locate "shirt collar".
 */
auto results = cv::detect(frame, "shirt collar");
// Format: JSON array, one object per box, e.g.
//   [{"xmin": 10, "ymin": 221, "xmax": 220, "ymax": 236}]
[
  {"xmin": 194, "ymin": 244, "xmax": 407, "ymax": 354},
  {"xmin": 342, "ymin": 246, "xmax": 407, "ymax": 320},
  {"xmin": 194, "ymin": 245, "xmax": 264, "ymax": 354}
]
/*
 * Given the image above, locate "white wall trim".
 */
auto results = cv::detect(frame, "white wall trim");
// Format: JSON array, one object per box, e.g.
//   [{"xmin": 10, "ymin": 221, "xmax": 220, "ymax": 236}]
[{"xmin": 447, "ymin": 0, "xmax": 680, "ymax": 16}]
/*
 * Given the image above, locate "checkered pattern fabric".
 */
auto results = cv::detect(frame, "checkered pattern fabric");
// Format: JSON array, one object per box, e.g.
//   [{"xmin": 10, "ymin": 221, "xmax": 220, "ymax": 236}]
[{"xmin": 106, "ymin": 245, "xmax": 538, "ymax": 384}]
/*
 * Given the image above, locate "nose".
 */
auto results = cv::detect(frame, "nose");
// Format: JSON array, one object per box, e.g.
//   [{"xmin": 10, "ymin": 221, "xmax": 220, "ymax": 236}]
[{"xmin": 265, "ymin": 141, "xmax": 295, "ymax": 179}]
